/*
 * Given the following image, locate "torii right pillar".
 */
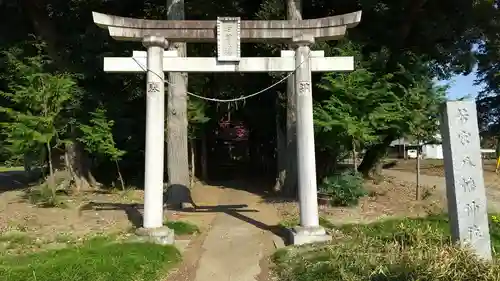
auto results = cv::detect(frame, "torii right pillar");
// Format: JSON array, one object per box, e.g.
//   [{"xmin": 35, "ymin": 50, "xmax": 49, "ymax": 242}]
[{"xmin": 289, "ymin": 35, "xmax": 331, "ymax": 245}]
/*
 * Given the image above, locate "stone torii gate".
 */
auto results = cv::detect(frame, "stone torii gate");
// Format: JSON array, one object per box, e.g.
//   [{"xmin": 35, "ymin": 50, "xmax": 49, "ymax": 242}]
[{"xmin": 92, "ymin": 11, "xmax": 362, "ymax": 245}]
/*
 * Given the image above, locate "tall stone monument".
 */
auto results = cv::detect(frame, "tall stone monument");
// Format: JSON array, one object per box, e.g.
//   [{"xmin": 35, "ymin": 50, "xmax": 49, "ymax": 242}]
[
  {"xmin": 440, "ymin": 100, "xmax": 492, "ymax": 260},
  {"xmin": 92, "ymin": 11, "xmax": 362, "ymax": 245}
]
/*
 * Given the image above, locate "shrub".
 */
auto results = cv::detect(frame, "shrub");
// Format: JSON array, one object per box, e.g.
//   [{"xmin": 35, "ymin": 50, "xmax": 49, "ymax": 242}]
[
  {"xmin": 26, "ymin": 183, "xmax": 66, "ymax": 208},
  {"xmin": 318, "ymin": 170, "xmax": 366, "ymax": 206}
]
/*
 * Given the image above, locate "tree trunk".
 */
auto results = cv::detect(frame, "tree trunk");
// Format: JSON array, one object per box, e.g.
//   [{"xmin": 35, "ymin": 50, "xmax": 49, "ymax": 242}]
[
  {"xmin": 416, "ymin": 145, "xmax": 421, "ymax": 200},
  {"xmin": 281, "ymin": 0, "xmax": 302, "ymax": 197},
  {"xmin": 46, "ymin": 142, "xmax": 55, "ymax": 190},
  {"xmin": 274, "ymin": 116, "xmax": 286, "ymax": 192},
  {"xmin": 201, "ymin": 132, "xmax": 208, "ymax": 180},
  {"xmin": 496, "ymin": 138, "xmax": 500, "ymax": 173},
  {"xmin": 496, "ymin": 156, "xmax": 500, "ymax": 174},
  {"xmin": 352, "ymin": 138, "xmax": 358, "ymax": 171},
  {"xmin": 189, "ymin": 139, "xmax": 195, "ymax": 187},
  {"xmin": 64, "ymin": 142, "xmax": 95, "ymax": 193},
  {"xmin": 166, "ymin": 0, "xmax": 190, "ymax": 208},
  {"xmin": 23, "ymin": 152, "xmax": 35, "ymax": 179},
  {"xmin": 115, "ymin": 160, "xmax": 125, "ymax": 190},
  {"xmin": 358, "ymin": 134, "xmax": 395, "ymax": 178}
]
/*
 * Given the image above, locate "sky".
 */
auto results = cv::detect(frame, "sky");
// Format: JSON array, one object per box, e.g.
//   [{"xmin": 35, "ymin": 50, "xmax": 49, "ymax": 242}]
[
  {"xmin": 440, "ymin": 44, "xmax": 484, "ymax": 100},
  {"xmin": 441, "ymin": 71, "xmax": 484, "ymax": 100}
]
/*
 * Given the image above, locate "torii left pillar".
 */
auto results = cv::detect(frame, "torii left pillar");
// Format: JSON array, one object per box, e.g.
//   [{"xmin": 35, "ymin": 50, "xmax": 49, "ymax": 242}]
[{"xmin": 135, "ymin": 36, "xmax": 174, "ymax": 245}]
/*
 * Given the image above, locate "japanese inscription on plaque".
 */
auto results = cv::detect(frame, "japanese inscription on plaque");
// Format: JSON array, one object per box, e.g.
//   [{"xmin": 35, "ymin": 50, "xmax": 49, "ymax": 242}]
[
  {"xmin": 216, "ymin": 17, "xmax": 241, "ymax": 61},
  {"xmin": 440, "ymin": 101, "xmax": 492, "ymax": 260}
]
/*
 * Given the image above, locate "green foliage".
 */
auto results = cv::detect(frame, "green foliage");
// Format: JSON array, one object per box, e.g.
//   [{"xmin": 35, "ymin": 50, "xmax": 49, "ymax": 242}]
[
  {"xmin": 0, "ymin": 237, "xmax": 181, "ymax": 281},
  {"xmin": 187, "ymin": 98, "xmax": 210, "ymax": 139},
  {"xmin": 272, "ymin": 214, "xmax": 500, "ymax": 281},
  {"xmin": 318, "ymin": 170, "xmax": 366, "ymax": 207},
  {"xmin": 0, "ymin": 73, "xmax": 75, "ymax": 148},
  {"xmin": 404, "ymin": 82, "xmax": 447, "ymax": 144},
  {"xmin": 314, "ymin": 41, "xmax": 446, "ymax": 176},
  {"xmin": 0, "ymin": 46, "xmax": 79, "ymax": 176},
  {"xmin": 78, "ymin": 107, "xmax": 126, "ymax": 188},
  {"xmin": 315, "ymin": 68, "xmax": 396, "ymax": 147},
  {"xmin": 78, "ymin": 107, "xmax": 125, "ymax": 162}
]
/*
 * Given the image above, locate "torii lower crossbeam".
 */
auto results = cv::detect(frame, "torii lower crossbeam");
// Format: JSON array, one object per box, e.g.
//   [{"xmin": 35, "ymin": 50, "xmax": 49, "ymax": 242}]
[{"xmin": 104, "ymin": 51, "xmax": 354, "ymax": 73}]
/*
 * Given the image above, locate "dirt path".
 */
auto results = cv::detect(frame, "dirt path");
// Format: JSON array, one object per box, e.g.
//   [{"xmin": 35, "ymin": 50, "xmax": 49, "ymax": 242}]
[
  {"xmin": 169, "ymin": 184, "xmax": 282, "ymax": 281},
  {"xmin": 384, "ymin": 169, "xmax": 500, "ymax": 211}
]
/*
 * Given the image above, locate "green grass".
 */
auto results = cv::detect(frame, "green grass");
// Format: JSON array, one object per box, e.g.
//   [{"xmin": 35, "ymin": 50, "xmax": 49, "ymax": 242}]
[
  {"xmin": 279, "ymin": 216, "xmax": 335, "ymax": 230},
  {"xmin": 165, "ymin": 221, "xmax": 200, "ymax": 235},
  {"xmin": 0, "ymin": 166, "xmax": 24, "ymax": 172},
  {"xmin": 272, "ymin": 214, "xmax": 500, "ymax": 281},
  {"xmin": 0, "ymin": 237, "xmax": 181, "ymax": 281},
  {"xmin": 0, "ymin": 231, "xmax": 32, "ymax": 245},
  {"xmin": 337, "ymin": 213, "xmax": 500, "ymax": 254}
]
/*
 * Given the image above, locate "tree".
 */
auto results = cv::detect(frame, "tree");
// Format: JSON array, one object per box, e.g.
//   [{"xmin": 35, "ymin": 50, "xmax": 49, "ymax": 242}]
[
  {"xmin": 316, "ymin": 69, "xmax": 380, "ymax": 171},
  {"xmin": 404, "ymin": 82, "xmax": 446, "ymax": 199},
  {"xmin": 314, "ymin": 42, "xmax": 406, "ymax": 178},
  {"xmin": 0, "ymin": 46, "xmax": 79, "ymax": 191},
  {"xmin": 475, "ymin": 4, "xmax": 500, "ymax": 140},
  {"xmin": 78, "ymin": 108, "xmax": 126, "ymax": 189},
  {"xmin": 186, "ymin": 98, "xmax": 210, "ymax": 186},
  {"xmin": 166, "ymin": 0, "xmax": 190, "ymax": 207},
  {"xmin": 282, "ymin": 0, "xmax": 302, "ymax": 196}
]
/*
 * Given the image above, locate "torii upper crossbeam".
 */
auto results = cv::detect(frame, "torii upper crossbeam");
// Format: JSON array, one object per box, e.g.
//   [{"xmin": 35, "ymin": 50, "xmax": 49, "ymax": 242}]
[{"xmin": 92, "ymin": 11, "xmax": 361, "ymax": 42}]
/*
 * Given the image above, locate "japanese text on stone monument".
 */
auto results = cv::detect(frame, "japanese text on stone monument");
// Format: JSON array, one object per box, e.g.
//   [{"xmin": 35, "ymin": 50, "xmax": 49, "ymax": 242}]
[{"xmin": 441, "ymin": 101, "xmax": 492, "ymax": 260}]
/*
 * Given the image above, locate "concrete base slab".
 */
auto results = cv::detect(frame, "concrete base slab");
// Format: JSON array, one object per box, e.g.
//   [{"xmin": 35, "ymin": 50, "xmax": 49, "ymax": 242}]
[
  {"xmin": 135, "ymin": 226, "xmax": 174, "ymax": 245},
  {"xmin": 288, "ymin": 226, "xmax": 332, "ymax": 245}
]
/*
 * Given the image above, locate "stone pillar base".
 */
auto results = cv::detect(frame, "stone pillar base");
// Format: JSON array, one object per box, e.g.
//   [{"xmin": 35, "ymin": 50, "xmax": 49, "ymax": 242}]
[
  {"xmin": 288, "ymin": 226, "xmax": 332, "ymax": 245},
  {"xmin": 135, "ymin": 226, "xmax": 174, "ymax": 245}
]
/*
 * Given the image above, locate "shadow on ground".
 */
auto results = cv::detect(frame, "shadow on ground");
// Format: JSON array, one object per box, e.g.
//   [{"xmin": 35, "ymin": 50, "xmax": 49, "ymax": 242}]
[
  {"xmin": 0, "ymin": 170, "xmax": 33, "ymax": 195},
  {"xmin": 80, "ymin": 202, "xmax": 144, "ymax": 228},
  {"xmin": 81, "ymin": 183, "xmax": 289, "ymax": 240},
  {"xmin": 182, "ymin": 203, "xmax": 288, "ymax": 239},
  {"xmin": 202, "ymin": 177, "xmax": 297, "ymax": 205}
]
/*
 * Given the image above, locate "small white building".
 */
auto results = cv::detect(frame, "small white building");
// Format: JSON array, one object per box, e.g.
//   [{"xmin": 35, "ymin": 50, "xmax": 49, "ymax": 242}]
[
  {"xmin": 421, "ymin": 144, "xmax": 443, "ymax": 159},
  {"xmin": 390, "ymin": 133, "xmax": 495, "ymax": 160},
  {"xmin": 389, "ymin": 133, "xmax": 444, "ymax": 159}
]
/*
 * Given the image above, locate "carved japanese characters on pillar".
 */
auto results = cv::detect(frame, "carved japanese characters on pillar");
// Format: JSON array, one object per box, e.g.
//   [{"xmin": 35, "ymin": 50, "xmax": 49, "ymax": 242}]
[
  {"xmin": 147, "ymin": 82, "xmax": 161, "ymax": 93},
  {"xmin": 298, "ymin": 81, "xmax": 311, "ymax": 97},
  {"xmin": 440, "ymin": 101, "xmax": 492, "ymax": 260},
  {"xmin": 216, "ymin": 17, "xmax": 241, "ymax": 62}
]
